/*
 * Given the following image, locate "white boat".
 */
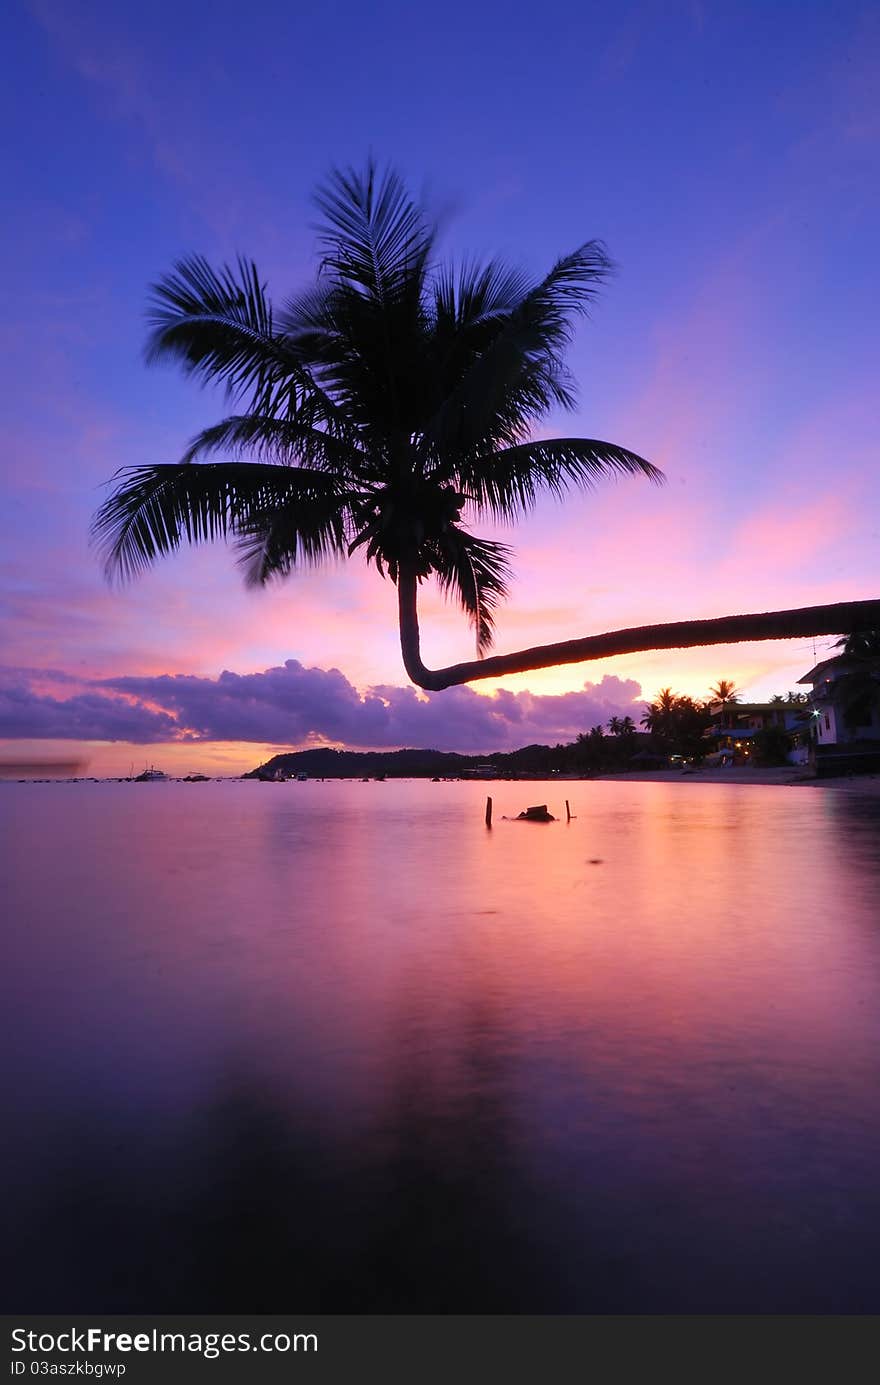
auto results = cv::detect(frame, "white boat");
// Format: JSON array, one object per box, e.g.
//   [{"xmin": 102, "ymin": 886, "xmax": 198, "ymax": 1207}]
[{"xmin": 135, "ymin": 766, "xmax": 167, "ymax": 781}]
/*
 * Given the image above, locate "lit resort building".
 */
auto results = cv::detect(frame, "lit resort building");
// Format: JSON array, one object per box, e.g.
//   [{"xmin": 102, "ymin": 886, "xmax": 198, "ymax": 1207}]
[{"xmin": 704, "ymin": 700, "xmax": 811, "ymax": 764}]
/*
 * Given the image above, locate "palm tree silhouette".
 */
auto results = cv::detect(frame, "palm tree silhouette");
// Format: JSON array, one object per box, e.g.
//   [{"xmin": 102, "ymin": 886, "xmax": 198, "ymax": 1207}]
[
  {"xmin": 93, "ymin": 162, "xmax": 880, "ymax": 690},
  {"xmin": 709, "ymin": 679, "xmax": 739, "ymax": 707},
  {"xmin": 93, "ymin": 162, "xmax": 659, "ymax": 675},
  {"xmin": 829, "ymin": 630, "xmax": 880, "ymax": 731},
  {"xmin": 835, "ymin": 630, "xmax": 880, "ymax": 658},
  {"xmin": 641, "ymin": 688, "xmax": 673, "ymax": 735},
  {"xmin": 607, "ymin": 714, "xmax": 636, "ymax": 737}
]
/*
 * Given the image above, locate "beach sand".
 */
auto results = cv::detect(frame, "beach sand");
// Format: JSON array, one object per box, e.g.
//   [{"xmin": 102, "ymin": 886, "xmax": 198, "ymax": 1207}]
[{"xmin": 595, "ymin": 767, "xmax": 880, "ymax": 790}]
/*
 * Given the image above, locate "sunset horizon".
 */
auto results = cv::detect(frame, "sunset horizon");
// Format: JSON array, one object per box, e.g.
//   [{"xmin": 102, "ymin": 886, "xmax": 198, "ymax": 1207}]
[{"xmin": 4, "ymin": 3, "xmax": 878, "ymax": 774}]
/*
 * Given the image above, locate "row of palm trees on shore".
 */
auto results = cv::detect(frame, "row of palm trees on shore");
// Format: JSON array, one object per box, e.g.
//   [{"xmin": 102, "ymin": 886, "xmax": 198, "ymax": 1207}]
[
  {"xmin": 584, "ymin": 678, "xmax": 785, "ymax": 756},
  {"xmin": 566, "ymin": 637, "xmax": 880, "ymax": 767}
]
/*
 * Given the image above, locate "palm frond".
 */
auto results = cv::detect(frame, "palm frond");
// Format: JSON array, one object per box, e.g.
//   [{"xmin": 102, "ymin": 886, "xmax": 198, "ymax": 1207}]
[
  {"xmin": 146, "ymin": 255, "xmax": 354, "ymax": 433},
  {"xmin": 432, "ymin": 258, "xmax": 531, "ymax": 333},
  {"xmin": 92, "ymin": 462, "xmax": 345, "ymax": 582},
  {"xmin": 429, "ymin": 529, "xmax": 513, "ymax": 656},
  {"xmin": 457, "ymin": 438, "xmax": 664, "ymax": 521},
  {"xmin": 835, "ymin": 629, "xmax": 880, "ymax": 658},
  {"xmin": 422, "ymin": 241, "xmax": 613, "ymax": 459},
  {"xmin": 234, "ymin": 488, "xmax": 352, "ymax": 586},
  {"xmin": 146, "ymin": 256, "xmax": 279, "ymax": 401},
  {"xmin": 314, "ymin": 160, "xmax": 434, "ymax": 302},
  {"xmin": 180, "ymin": 414, "xmax": 365, "ymax": 473},
  {"xmin": 525, "ymin": 241, "xmax": 613, "ymax": 343},
  {"xmin": 276, "ymin": 281, "xmax": 339, "ymax": 358}
]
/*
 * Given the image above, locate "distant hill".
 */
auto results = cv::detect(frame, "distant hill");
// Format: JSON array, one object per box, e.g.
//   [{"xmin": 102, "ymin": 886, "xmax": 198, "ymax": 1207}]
[
  {"xmin": 243, "ymin": 747, "xmax": 473, "ymax": 779},
  {"xmin": 242, "ymin": 734, "xmax": 658, "ymax": 780}
]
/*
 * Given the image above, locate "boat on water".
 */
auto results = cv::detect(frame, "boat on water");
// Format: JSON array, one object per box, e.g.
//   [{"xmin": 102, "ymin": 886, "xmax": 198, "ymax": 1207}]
[
  {"xmin": 296, "ymin": 772, "xmax": 308, "ymax": 782},
  {"xmin": 134, "ymin": 766, "xmax": 167, "ymax": 782}
]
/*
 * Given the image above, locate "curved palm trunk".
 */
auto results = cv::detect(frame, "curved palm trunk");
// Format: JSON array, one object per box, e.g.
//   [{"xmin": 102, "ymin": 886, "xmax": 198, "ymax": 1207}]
[{"xmin": 398, "ymin": 569, "xmax": 880, "ymax": 691}]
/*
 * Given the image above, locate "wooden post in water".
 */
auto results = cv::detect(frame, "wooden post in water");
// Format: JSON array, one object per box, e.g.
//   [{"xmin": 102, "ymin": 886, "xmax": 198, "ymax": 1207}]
[
  {"xmin": 565, "ymin": 799, "xmax": 571, "ymax": 822},
  {"xmin": 485, "ymin": 796, "xmax": 493, "ymax": 828}
]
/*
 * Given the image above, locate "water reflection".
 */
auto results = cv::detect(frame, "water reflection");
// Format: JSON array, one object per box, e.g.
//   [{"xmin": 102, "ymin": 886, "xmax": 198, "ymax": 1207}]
[
  {"xmin": 8, "ymin": 1070, "xmax": 548, "ymax": 1311},
  {"xmin": 4, "ymin": 780, "xmax": 880, "ymax": 1310}
]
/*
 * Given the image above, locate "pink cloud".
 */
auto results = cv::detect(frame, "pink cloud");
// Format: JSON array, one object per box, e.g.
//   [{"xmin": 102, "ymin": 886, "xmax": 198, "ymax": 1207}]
[{"xmin": 0, "ymin": 658, "xmax": 644, "ymax": 760}]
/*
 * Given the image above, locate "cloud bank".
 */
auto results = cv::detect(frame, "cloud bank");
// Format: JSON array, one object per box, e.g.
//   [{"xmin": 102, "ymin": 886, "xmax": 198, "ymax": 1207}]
[{"xmin": 0, "ymin": 661, "xmax": 642, "ymax": 753}]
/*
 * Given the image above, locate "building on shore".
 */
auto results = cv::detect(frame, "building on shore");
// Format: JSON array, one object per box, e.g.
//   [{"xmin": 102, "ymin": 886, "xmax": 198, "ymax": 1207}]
[
  {"xmin": 798, "ymin": 653, "xmax": 880, "ymax": 775},
  {"xmin": 704, "ymin": 701, "xmax": 811, "ymax": 765}
]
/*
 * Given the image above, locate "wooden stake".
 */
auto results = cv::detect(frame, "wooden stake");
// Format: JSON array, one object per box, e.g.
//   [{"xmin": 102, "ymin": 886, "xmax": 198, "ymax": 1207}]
[
  {"xmin": 565, "ymin": 799, "xmax": 571, "ymax": 822},
  {"xmin": 485, "ymin": 796, "xmax": 493, "ymax": 827}
]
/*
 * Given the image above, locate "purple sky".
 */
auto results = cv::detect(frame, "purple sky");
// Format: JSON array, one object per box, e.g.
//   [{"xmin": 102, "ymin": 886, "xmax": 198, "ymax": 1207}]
[{"xmin": 2, "ymin": 0, "xmax": 878, "ymax": 773}]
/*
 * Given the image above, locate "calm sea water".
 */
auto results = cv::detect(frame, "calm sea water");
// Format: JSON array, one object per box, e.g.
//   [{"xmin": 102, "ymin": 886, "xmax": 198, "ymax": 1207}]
[{"xmin": 4, "ymin": 778, "xmax": 880, "ymax": 1312}]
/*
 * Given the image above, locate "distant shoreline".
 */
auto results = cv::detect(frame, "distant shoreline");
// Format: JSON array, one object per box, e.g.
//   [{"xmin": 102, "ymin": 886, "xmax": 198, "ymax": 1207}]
[{"xmin": 4, "ymin": 769, "xmax": 880, "ymax": 790}]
